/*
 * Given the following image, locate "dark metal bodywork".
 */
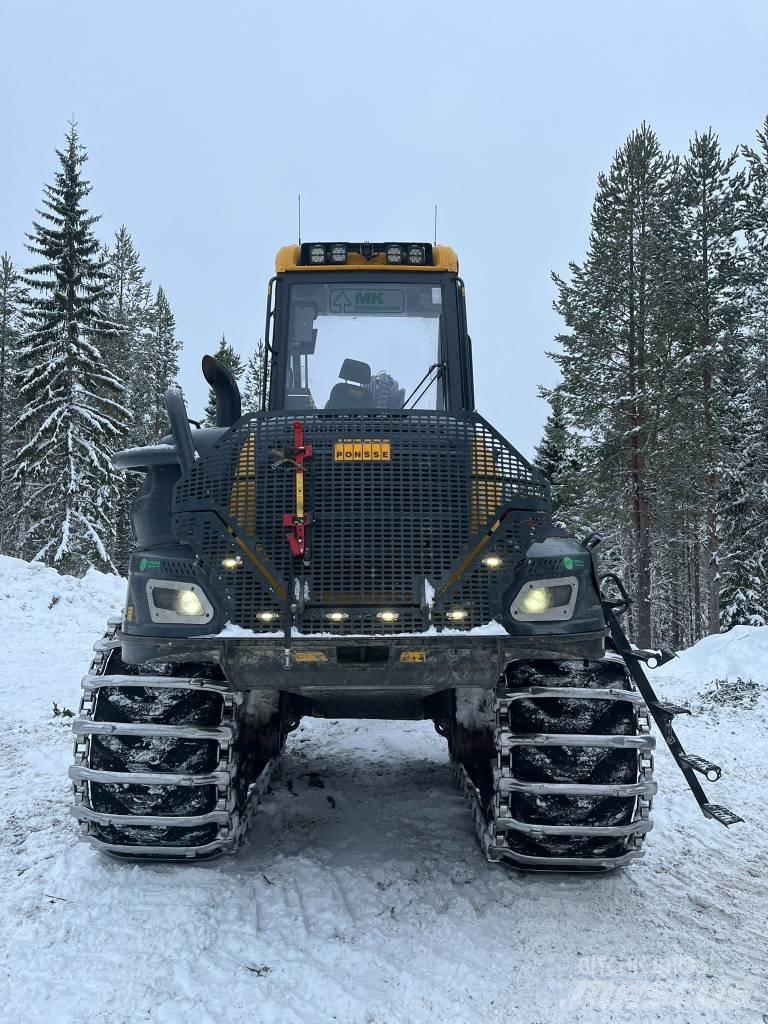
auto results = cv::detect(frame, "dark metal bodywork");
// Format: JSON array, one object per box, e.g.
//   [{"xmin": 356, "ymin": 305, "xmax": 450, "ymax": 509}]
[{"xmin": 116, "ymin": 266, "xmax": 609, "ymax": 709}]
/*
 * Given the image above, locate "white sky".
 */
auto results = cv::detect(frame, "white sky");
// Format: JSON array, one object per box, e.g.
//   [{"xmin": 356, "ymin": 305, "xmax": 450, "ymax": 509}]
[{"xmin": 2, "ymin": 0, "xmax": 767, "ymax": 456}]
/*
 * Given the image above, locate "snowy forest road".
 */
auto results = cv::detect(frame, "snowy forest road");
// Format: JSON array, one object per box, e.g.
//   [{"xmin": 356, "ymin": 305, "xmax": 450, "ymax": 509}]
[{"xmin": 1, "ymin": 556, "xmax": 766, "ymax": 1024}]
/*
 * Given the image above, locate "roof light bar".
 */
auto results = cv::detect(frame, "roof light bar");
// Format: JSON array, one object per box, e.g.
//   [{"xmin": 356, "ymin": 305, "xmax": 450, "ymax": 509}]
[{"xmin": 298, "ymin": 242, "xmax": 434, "ymax": 267}]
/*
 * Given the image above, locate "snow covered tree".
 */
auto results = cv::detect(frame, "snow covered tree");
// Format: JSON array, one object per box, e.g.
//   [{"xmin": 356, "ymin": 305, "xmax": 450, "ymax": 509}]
[
  {"xmin": 0, "ymin": 254, "xmax": 26, "ymax": 553},
  {"xmin": 533, "ymin": 388, "xmax": 582, "ymax": 523},
  {"xmin": 203, "ymin": 335, "xmax": 245, "ymax": 425},
  {"xmin": 719, "ymin": 115, "xmax": 768, "ymax": 627},
  {"xmin": 143, "ymin": 286, "xmax": 182, "ymax": 441},
  {"xmin": 100, "ymin": 226, "xmax": 153, "ymax": 396},
  {"xmin": 99, "ymin": 227, "xmax": 155, "ymax": 568},
  {"xmin": 679, "ymin": 130, "xmax": 745, "ymax": 635},
  {"xmin": 242, "ymin": 339, "xmax": 266, "ymax": 414},
  {"xmin": 13, "ymin": 123, "xmax": 126, "ymax": 574},
  {"xmin": 552, "ymin": 124, "xmax": 678, "ymax": 646}
]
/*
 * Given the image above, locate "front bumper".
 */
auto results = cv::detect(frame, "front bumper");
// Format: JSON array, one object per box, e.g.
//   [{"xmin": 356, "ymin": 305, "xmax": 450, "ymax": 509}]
[{"xmin": 120, "ymin": 628, "xmax": 608, "ymax": 691}]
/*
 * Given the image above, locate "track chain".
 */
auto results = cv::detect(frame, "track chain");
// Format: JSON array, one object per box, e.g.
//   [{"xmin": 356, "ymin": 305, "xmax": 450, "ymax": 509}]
[
  {"xmin": 452, "ymin": 655, "xmax": 657, "ymax": 871},
  {"xmin": 70, "ymin": 619, "xmax": 280, "ymax": 861}
]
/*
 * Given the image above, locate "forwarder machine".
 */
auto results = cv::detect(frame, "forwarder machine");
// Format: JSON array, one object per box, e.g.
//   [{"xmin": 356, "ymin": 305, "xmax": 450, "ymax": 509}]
[{"xmin": 70, "ymin": 241, "xmax": 742, "ymax": 870}]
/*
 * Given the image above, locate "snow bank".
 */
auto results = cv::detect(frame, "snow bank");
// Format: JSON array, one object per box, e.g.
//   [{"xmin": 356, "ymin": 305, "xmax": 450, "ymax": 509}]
[
  {"xmin": 649, "ymin": 624, "xmax": 768, "ymax": 700},
  {"xmin": 0, "ymin": 554, "xmax": 125, "ymax": 639}
]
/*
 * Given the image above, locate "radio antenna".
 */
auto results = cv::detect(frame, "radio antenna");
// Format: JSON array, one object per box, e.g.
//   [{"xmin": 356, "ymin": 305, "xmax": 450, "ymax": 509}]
[
  {"xmin": 433, "ymin": 203, "xmax": 438, "ymax": 245},
  {"xmin": 298, "ymin": 194, "xmax": 302, "ymax": 245}
]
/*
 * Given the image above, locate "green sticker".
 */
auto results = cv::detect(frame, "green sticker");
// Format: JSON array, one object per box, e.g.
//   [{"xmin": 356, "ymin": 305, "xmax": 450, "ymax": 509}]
[
  {"xmin": 562, "ymin": 556, "xmax": 585, "ymax": 570},
  {"xmin": 138, "ymin": 557, "xmax": 161, "ymax": 572}
]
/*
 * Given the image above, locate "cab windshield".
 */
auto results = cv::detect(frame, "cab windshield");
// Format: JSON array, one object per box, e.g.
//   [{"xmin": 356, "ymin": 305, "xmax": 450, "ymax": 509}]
[{"xmin": 284, "ymin": 280, "xmax": 444, "ymax": 410}]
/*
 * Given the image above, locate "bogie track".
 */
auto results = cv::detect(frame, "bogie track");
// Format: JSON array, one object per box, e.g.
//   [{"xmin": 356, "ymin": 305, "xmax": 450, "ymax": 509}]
[
  {"xmin": 451, "ymin": 655, "xmax": 656, "ymax": 871},
  {"xmin": 70, "ymin": 620, "xmax": 282, "ymax": 861}
]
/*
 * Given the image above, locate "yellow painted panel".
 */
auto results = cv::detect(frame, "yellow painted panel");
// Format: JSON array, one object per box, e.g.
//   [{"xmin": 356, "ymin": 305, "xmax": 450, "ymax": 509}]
[
  {"xmin": 275, "ymin": 244, "xmax": 458, "ymax": 274},
  {"xmin": 334, "ymin": 440, "xmax": 391, "ymax": 462},
  {"xmin": 399, "ymin": 651, "xmax": 426, "ymax": 664},
  {"xmin": 229, "ymin": 435, "xmax": 257, "ymax": 536}
]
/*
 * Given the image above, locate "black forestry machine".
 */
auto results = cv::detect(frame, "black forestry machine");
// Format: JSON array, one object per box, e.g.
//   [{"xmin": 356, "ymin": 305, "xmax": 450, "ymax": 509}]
[{"xmin": 69, "ymin": 241, "xmax": 742, "ymax": 870}]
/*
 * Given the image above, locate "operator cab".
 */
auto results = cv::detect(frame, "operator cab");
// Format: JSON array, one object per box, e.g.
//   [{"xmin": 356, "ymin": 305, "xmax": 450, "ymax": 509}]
[{"xmin": 264, "ymin": 242, "xmax": 475, "ymax": 413}]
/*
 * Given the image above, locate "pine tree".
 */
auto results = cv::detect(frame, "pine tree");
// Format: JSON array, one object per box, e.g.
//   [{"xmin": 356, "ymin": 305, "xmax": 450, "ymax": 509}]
[
  {"xmin": 13, "ymin": 122, "xmax": 126, "ymax": 574},
  {"xmin": 721, "ymin": 115, "xmax": 768, "ymax": 626},
  {"xmin": 203, "ymin": 334, "xmax": 245, "ymax": 425},
  {"xmin": 242, "ymin": 338, "xmax": 266, "ymax": 414},
  {"xmin": 0, "ymin": 254, "xmax": 26, "ymax": 553},
  {"xmin": 144, "ymin": 286, "xmax": 182, "ymax": 440},
  {"xmin": 552, "ymin": 124, "xmax": 677, "ymax": 646},
  {"xmin": 679, "ymin": 129, "xmax": 745, "ymax": 635}
]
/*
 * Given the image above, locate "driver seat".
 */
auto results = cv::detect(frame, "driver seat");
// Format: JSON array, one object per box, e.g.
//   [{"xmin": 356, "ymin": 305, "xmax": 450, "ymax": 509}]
[{"xmin": 325, "ymin": 359, "xmax": 373, "ymax": 409}]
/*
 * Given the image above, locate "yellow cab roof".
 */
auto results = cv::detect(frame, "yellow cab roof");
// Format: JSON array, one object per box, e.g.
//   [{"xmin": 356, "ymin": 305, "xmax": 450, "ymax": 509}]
[{"xmin": 275, "ymin": 244, "xmax": 459, "ymax": 274}]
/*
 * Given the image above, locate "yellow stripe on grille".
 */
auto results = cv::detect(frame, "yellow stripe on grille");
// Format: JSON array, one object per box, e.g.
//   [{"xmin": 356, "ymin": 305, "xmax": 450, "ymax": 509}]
[{"xmin": 229, "ymin": 435, "xmax": 257, "ymax": 535}]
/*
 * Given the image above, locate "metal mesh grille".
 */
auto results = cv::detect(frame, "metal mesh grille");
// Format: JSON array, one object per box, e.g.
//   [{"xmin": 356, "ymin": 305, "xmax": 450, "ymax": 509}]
[{"xmin": 173, "ymin": 410, "xmax": 549, "ymax": 633}]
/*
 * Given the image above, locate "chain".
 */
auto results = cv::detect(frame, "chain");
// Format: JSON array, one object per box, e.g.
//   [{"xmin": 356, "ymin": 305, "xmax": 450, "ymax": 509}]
[
  {"xmin": 452, "ymin": 664, "xmax": 655, "ymax": 871},
  {"xmin": 71, "ymin": 620, "xmax": 281, "ymax": 861}
]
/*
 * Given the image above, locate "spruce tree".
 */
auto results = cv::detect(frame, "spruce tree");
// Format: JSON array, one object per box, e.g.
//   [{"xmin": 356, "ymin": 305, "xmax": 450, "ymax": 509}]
[
  {"xmin": 242, "ymin": 339, "xmax": 266, "ymax": 414},
  {"xmin": 0, "ymin": 254, "xmax": 26, "ymax": 553},
  {"xmin": 533, "ymin": 388, "xmax": 581, "ymax": 522},
  {"xmin": 100, "ymin": 227, "xmax": 154, "ymax": 569},
  {"xmin": 100, "ymin": 226, "xmax": 153, "ymax": 398},
  {"xmin": 203, "ymin": 334, "xmax": 245, "ymax": 425},
  {"xmin": 680, "ymin": 129, "xmax": 745, "ymax": 635},
  {"xmin": 144, "ymin": 286, "xmax": 182, "ymax": 440},
  {"xmin": 13, "ymin": 122, "xmax": 126, "ymax": 574},
  {"xmin": 552, "ymin": 124, "xmax": 677, "ymax": 646},
  {"xmin": 724, "ymin": 115, "xmax": 768, "ymax": 625}
]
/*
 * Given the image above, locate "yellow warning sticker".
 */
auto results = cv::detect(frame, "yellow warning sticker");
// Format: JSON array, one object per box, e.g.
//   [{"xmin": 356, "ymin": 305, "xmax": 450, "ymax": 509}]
[
  {"xmin": 399, "ymin": 650, "xmax": 426, "ymax": 663},
  {"xmin": 334, "ymin": 440, "xmax": 391, "ymax": 462}
]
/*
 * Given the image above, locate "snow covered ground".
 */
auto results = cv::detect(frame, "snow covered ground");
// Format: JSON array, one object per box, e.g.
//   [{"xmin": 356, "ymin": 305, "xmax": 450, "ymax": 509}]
[{"xmin": 1, "ymin": 554, "xmax": 766, "ymax": 1024}]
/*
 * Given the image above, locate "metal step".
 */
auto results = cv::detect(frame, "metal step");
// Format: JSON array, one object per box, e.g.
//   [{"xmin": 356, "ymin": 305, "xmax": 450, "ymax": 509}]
[
  {"xmin": 679, "ymin": 754, "xmax": 722, "ymax": 782},
  {"xmin": 703, "ymin": 803, "xmax": 744, "ymax": 827}
]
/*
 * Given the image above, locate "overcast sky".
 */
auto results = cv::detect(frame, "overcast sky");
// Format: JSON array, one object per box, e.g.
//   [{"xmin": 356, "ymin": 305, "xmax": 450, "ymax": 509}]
[{"xmin": 2, "ymin": 0, "xmax": 766, "ymax": 456}]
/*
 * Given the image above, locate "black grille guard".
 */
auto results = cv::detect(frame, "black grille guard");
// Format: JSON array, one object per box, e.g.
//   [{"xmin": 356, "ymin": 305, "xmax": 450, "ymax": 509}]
[{"xmin": 171, "ymin": 409, "xmax": 551, "ymax": 635}]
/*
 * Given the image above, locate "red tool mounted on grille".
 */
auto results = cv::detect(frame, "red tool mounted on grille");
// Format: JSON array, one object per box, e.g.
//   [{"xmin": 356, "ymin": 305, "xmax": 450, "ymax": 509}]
[{"xmin": 283, "ymin": 420, "xmax": 312, "ymax": 558}]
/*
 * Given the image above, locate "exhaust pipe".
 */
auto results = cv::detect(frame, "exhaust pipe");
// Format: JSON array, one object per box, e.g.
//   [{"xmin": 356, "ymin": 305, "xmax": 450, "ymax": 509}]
[{"xmin": 202, "ymin": 354, "xmax": 242, "ymax": 427}]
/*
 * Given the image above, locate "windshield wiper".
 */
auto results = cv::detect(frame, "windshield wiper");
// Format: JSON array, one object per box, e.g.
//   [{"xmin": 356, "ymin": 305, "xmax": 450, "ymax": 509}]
[{"xmin": 401, "ymin": 362, "xmax": 445, "ymax": 409}]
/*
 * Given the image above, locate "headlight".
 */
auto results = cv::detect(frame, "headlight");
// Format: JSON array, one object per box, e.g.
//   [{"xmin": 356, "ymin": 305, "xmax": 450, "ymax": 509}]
[
  {"xmin": 509, "ymin": 577, "xmax": 578, "ymax": 622},
  {"xmin": 146, "ymin": 580, "xmax": 214, "ymax": 625}
]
